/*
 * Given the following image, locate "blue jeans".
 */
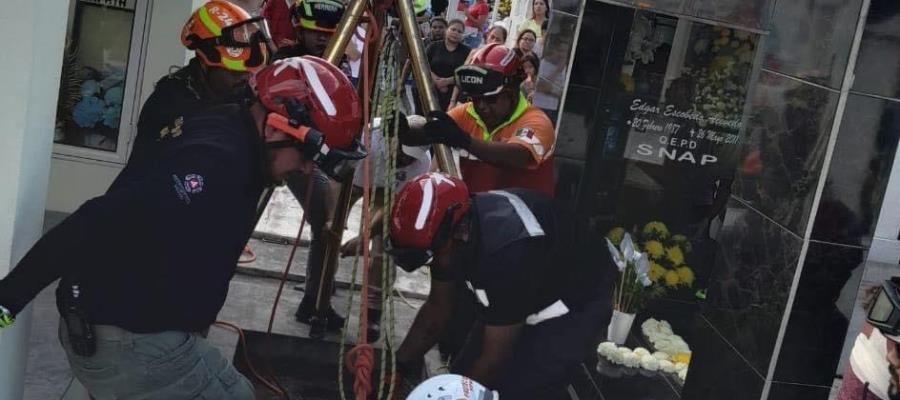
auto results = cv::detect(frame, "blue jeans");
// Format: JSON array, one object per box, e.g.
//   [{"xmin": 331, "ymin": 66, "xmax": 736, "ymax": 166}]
[{"xmin": 59, "ymin": 322, "xmax": 254, "ymax": 399}]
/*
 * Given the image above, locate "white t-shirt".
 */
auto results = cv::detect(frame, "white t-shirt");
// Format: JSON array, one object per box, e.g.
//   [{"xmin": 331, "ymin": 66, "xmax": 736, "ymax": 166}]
[{"xmin": 353, "ymin": 120, "xmax": 431, "ymax": 192}]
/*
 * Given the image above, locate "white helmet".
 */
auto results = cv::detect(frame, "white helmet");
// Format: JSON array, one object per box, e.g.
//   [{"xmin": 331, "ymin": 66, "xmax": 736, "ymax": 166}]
[{"xmin": 406, "ymin": 374, "xmax": 498, "ymax": 400}]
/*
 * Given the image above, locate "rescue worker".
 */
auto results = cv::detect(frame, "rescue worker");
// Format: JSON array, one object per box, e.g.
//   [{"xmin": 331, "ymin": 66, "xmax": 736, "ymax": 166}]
[
  {"xmin": 114, "ymin": 1, "xmax": 271, "ymax": 263},
  {"xmin": 406, "ymin": 44, "xmax": 557, "ymax": 196},
  {"xmin": 388, "ymin": 173, "xmax": 615, "ymax": 399},
  {"xmin": 120, "ymin": 1, "xmax": 271, "ymax": 178},
  {"xmin": 0, "ymin": 56, "xmax": 364, "ymax": 399},
  {"xmin": 277, "ymin": 0, "xmax": 345, "ymax": 58},
  {"xmin": 273, "ymin": 0, "xmax": 352, "ymax": 330},
  {"xmin": 403, "ymin": 43, "xmax": 558, "ymax": 360}
]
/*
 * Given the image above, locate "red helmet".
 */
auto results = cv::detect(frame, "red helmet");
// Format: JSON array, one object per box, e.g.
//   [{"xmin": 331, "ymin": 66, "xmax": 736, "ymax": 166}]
[
  {"xmin": 251, "ymin": 56, "xmax": 361, "ymax": 150},
  {"xmin": 455, "ymin": 44, "xmax": 525, "ymax": 96},
  {"xmin": 390, "ymin": 173, "xmax": 471, "ymax": 251}
]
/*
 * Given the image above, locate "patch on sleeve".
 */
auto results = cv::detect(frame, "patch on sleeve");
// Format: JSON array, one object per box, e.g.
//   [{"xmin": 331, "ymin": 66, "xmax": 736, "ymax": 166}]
[
  {"xmin": 159, "ymin": 116, "xmax": 184, "ymax": 140},
  {"xmin": 513, "ymin": 127, "xmax": 545, "ymax": 158},
  {"xmin": 172, "ymin": 173, "xmax": 204, "ymax": 204},
  {"xmin": 515, "ymin": 127, "xmax": 535, "ymax": 139}
]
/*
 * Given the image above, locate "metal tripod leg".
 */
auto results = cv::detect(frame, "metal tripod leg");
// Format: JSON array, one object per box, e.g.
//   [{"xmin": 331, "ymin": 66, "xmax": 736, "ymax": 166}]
[{"xmin": 311, "ymin": 0, "xmax": 461, "ymax": 338}]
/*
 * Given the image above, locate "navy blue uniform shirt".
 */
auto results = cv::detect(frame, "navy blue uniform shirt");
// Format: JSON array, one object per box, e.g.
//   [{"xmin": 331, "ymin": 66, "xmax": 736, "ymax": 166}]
[{"xmin": 0, "ymin": 105, "xmax": 265, "ymax": 333}]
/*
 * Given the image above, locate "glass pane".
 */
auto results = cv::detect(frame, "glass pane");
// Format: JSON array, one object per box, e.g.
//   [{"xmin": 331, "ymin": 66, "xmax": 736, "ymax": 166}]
[
  {"xmin": 559, "ymin": 3, "xmax": 762, "ymax": 398},
  {"xmin": 55, "ymin": 1, "xmax": 136, "ymax": 152}
]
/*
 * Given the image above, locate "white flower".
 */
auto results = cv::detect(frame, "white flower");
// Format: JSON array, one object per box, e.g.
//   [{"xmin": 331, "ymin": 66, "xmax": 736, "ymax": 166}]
[
  {"xmin": 641, "ymin": 318, "xmax": 659, "ymax": 330},
  {"xmin": 675, "ymin": 362, "xmax": 688, "ymax": 372},
  {"xmin": 633, "ymin": 347, "xmax": 651, "ymax": 358},
  {"xmin": 652, "ymin": 352, "xmax": 669, "ymax": 361},
  {"xmin": 677, "ymin": 368, "xmax": 688, "ymax": 381},
  {"xmin": 609, "ymin": 349, "xmax": 625, "ymax": 364},
  {"xmin": 597, "ymin": 342, "xmax": 617, "ymax": 357},
  {"xmin": 640, "ymin": 355, "xmax": 660, "ymax": 371},
  {"xmin": 606, "ymin": 238, "xmax": 626, "ymax": 271},
  {"xmin": 622, "ymin": 352, "xmax": 640, "ymax": 368},
  {"xmin": 659, "ymin": 325, "xmax": 673, "ymax": 335},
  {"xmin": 659, "ymin": 360, "xmax": 676, "ymax": 373}
]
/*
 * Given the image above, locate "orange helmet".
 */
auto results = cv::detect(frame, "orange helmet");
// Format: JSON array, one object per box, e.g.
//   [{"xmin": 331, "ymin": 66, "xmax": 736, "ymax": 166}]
[{"xmin": 181, "ymin": 1, "xmax": 272, "ymax": 72}]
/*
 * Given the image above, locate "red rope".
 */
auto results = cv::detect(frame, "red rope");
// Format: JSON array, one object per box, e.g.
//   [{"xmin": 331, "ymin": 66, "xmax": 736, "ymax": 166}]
[{"xmin": 345, "ymin": 13, "xmax": 381, "ymax": 400}]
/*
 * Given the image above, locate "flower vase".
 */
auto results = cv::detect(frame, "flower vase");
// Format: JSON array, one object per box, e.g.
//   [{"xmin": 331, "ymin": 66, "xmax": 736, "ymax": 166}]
[{"xmin": 608, "ymin": 310, "xmax": 636, "ymax": 345}]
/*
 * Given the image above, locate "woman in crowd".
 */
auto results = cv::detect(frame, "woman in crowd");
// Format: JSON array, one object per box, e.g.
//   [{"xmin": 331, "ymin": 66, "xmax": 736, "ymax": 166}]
[
  {"xmin": 485, "ymin": 24, "xmax": 508, "ymax": 45},
  {"xmin": 516, "ymin": 29, "xmax": 539, "ymax": 58},
  {"xmin": 519, "ymin": 0, "xmax": 549, "ymax": 39},
  {"xmin": 521, "ymin": 52, "xmax": 540, "ymax": 103},
  {"xmin": 425, "ymin": 19, "xmax": 471, "ymax": 111}
]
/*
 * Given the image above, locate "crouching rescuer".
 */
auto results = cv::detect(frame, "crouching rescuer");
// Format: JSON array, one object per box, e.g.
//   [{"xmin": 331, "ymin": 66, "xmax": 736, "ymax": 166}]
[
  {"xmin": 387, "ymin": 173, "xmax": 616, "ymax": 399},
  {"xmin": 0, "ymin": 56, "xmax": 364, "ymax": 399}
]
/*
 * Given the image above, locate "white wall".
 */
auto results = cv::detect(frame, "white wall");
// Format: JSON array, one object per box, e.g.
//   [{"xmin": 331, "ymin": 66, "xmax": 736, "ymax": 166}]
[
  {"xmin": 46, "ymin": 0, "xmax": 197, "ymax": 212},
  {"xmin": 0, "ymin": 0, "xmax": 68, "ymax": 398}
]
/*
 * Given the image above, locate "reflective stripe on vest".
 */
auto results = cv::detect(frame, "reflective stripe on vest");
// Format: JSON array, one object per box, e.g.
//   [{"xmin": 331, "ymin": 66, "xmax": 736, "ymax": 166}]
[
  {"xmin": 526, "ymin": 300, "xmax": 569, "ymax": 325},
  {"xmin": 488, "ymin": 190, "xmax": 545, "ymax": 237}
]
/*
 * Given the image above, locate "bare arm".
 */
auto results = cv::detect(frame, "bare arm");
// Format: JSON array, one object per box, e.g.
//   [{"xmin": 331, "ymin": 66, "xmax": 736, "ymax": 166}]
[
  {"xmin": 465, "ymin": 323, "xmax": 523, "ymax": 386},
  {"xmin": 466, "ymin": 139, "xmax": 534, "ymax": 169},
  {"xmin": 396, "ymin": 279, "xmax": 456, "ymax": 366}
]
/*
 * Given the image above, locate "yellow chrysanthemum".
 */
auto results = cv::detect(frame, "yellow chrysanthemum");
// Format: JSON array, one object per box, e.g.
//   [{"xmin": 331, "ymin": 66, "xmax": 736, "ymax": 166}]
[
  {"xmin": 664, "ymin": 270, "xmax": 680, "ymax": 287},
  {"xmin": 672, "ymin": 352, "xmax": 692, "ymax": 364},
  {"xmin": 642, "ymin": 221, "xmax": 670, "ymax": 238},
  {"xmin": 676, "ymin": 266, "xmax": 695, "ymax": 286},
  {"xmin": 666, "ymin": 246, "xmax": 685, "ymax": 266},
  {"xmin": 644, "ymin": 240, "xmax": 665, "ymax": 260},
  {"xmin": 649, "ymin": 262, "xmax": 665, "ymax": 282},
  {"xmin": 607, "ymin": 227, "xmax": 626, "ymax": 246}
]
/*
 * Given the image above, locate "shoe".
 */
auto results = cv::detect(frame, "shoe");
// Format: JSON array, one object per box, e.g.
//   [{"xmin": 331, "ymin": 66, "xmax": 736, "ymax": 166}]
[{"xmin": 295, "ymin": 297, "xmax": 345, "ymax": 331}]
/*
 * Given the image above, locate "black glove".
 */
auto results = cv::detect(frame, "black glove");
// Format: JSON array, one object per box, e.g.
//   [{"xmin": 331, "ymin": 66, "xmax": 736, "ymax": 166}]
[
  {"xmin": 425, "ymin": 111, "xmax": 472, "ymax": 149},
  {"xmin": 317, "ymin": 137, "xmax": 368, "ymax": 182},
  {"xmin": 383, "ymin": 111, "xmax": 409, "ymax": 138}
]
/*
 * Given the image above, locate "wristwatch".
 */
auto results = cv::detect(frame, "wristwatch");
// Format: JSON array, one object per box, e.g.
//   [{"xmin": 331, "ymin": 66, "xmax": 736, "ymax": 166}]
[{"xmin": 0, "ymin": 305, "xmax": 14, "ymax": 329}]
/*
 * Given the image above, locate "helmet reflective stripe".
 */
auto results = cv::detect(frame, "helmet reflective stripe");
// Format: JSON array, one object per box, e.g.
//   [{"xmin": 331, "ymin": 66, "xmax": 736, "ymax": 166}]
[
  {"xmin": 499, "ymin": 48, "xmax": 515, "ymax": 67},
  {"xmin": 415, "ymin": 179, "xmax": 434, "ymax": 230},
  {"xmin": 198, "ymin": 6, "xmax": 224, "ymax": 36},
  {"xmin": 488, "ymin": 190, "xmax": 545, "ymax": 237},
  {"xmin": 222, "ymin": 58, "xmax": 248, "ymax": 71},
  {"xmin": 299, "ymin": 58, "xmax": 337, "ymax": 116}
]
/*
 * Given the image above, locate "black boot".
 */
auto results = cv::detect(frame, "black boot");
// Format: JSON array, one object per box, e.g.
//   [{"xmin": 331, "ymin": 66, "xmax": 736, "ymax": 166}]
[{"xmin": 295, "ymin": 297, "xmax": 346, "ymax": 331}]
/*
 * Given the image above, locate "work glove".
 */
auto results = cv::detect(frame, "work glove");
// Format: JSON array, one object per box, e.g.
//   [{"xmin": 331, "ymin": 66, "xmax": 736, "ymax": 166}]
[
  {"xmin": 0, "ymin": 305, "xmax": 15, "ymax": 329},
  {"xmin": 312, "ymin": 134, "xmax": 368, "ymax": 182},
  {"xmin": 425, "ymin": 111, "xmax": 472, "ymax": 149}
]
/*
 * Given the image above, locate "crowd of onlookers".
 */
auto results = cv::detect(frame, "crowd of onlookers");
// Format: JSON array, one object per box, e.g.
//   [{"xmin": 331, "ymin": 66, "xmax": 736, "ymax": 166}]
[{"xmin": 416, "ymin": 0, "xmax": 550, "ymax": 110}]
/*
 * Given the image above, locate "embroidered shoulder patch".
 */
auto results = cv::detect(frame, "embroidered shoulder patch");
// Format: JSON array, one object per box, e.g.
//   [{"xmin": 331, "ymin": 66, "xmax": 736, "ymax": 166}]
[
  {"xmin": 515, "ymin": 127, "xmax": 535, "ymax": 139},
  {"xmin": 172, "ymin": 173, "xmax": 204, "ymax": 204}
]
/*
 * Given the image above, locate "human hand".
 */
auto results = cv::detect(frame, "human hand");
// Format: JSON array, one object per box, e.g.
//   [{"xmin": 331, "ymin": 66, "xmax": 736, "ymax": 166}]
[
  {"xmin": 424, "ymin": 111, "xmax": 472, "ymax": 149},
  {"xmin": 341, "ymin": 236, "xmax": 362, "ymax": 258}
]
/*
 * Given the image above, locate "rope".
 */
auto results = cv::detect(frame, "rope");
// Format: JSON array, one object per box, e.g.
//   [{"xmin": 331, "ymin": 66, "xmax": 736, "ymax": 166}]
[{"xmin": 339, "ymin": 12, "xmax": 383, "ymax": 400}]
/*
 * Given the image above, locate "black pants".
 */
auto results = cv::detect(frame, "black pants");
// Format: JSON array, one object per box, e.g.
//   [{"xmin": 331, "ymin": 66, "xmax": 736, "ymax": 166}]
[
  {"xmin": 285, "ymin": 168, "xmax": 335, "ymax": 304},
  {"xmin": 452, "ymin": 294, "xmax": 612, "ymax": 399}
]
